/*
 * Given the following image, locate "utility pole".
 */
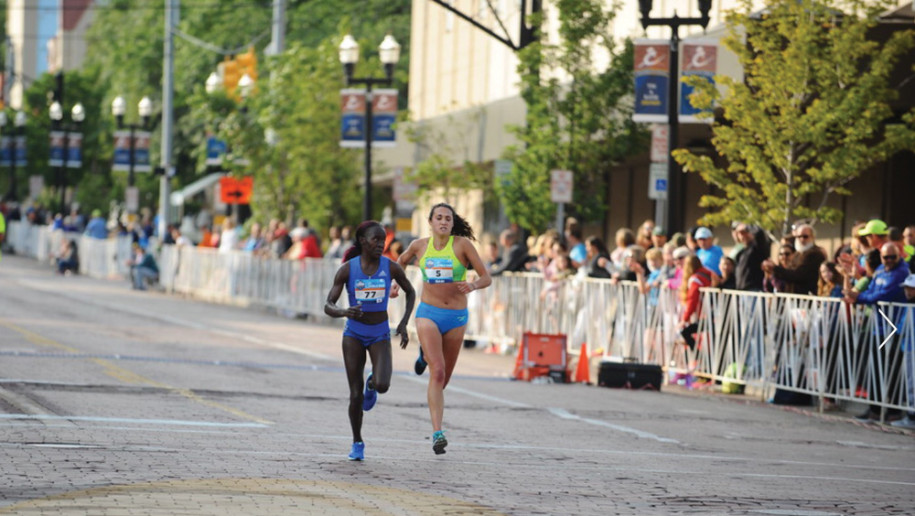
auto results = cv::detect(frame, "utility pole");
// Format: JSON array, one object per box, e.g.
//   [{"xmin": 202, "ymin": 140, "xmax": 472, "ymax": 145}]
[
  {"xmin": 267, "ymin": 0, "xmax": 286, "ymax": 56},
  {"xmin": 159, "ymin": 0, "xmax": 177, "ymax": 240}
]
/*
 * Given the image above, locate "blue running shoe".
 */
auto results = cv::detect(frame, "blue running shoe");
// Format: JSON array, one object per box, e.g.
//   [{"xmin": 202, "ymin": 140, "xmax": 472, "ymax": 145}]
[
  {"xmin": 348, "ymin": 441, "xmax": 364, "ymax": 461},
  {"xmin": 363, "ymin": 373, "xmax": 377, "ymax": 411},
  {"xmin": 414, "ymin": 348, "xmax": 427, "ymax": 375},
  {"xmin": 432, "ymin": 431, "xmax": 448, "ymax": 455}
]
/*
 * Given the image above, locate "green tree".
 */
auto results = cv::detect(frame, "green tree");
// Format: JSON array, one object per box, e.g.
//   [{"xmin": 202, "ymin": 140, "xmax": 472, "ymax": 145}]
[
  {"xmin": 673, "ymin": 0, "xmax": 915, "ymax": 237},
  {"xmin": 501, "ymin": 0, "xmax": 643, "ymax": 232}
]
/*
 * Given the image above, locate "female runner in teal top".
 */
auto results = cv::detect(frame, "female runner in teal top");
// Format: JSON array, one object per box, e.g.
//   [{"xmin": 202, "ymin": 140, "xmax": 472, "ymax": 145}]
[{"xmin": 394, "ymin": 203, "xmax": 491, "ymax": 454}]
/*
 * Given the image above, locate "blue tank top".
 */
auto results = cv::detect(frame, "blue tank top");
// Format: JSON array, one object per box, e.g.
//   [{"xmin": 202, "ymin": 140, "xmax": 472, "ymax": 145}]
[{"xmin": 346, "ymin": 256, "xmax": 392, "ymax": 312}]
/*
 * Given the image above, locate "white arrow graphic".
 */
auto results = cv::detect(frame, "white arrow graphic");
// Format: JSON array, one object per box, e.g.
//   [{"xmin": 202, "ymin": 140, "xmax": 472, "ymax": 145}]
[{"xmin": 878, "ymin": 308, "xmax": 898, "ymax": 350}]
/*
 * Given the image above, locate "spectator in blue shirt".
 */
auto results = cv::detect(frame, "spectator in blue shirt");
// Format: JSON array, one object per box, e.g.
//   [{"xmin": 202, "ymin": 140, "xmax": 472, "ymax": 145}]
[
  {"xmin": 694, "ymin": 226, "xmax": 724, "ymax": 276},
  {"xmin": 84, "ymin": 210, "xmax": 109, "ymax": 239},
  {"xmin": 845, "ymin": 243, "xmax": 909, "ymax": 305}
]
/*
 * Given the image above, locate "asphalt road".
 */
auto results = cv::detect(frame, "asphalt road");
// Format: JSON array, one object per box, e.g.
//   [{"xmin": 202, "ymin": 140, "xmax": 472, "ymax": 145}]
[{"xmin": 0, "ymin": 254, "xmax": 913, "ymax": 515}]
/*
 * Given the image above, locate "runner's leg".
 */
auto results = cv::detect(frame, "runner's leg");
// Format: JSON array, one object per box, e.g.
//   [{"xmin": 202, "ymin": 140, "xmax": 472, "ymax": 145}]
[
  {"xmin": 416, "ymin": 318, "xmax": 445, "ymax": 431},
  {"xmin": 342, "ymin": 336, "xmax": 367, "ymax": 442}
]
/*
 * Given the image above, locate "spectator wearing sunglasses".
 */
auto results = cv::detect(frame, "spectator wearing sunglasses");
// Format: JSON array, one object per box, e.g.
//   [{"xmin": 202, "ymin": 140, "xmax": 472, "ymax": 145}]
[
  {"xmin": 844, "ymin": 243, "xmax": 909, "ymax": 305},
  {"xmin": 762, "ymin": 224, "xmax": 826, "ymax": 295}
]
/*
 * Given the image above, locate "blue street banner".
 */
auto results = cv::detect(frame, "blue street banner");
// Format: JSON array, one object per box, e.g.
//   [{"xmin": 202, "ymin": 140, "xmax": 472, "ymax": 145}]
[
  {"xmin": 133, "ymin": 130, "xmax": 152, "ymax": 172},
  {"xmin": 680, "ymin": 41, "xmax": 717, "ymax": 123},
  {"xmin": 66, "ymin": 133, "xmax": 82, "ymax": 168},
  {"xmin": 0, "ymin": 136, "xmax": 11, "ymax": 167},
  {"xmin": 633, "ymin": 40, "xmax": 670, "ymax": 123},
  {"xmin": 49, "ymin": 131, "xmax": 65, "ymax": 167},
  {"xmin": 205, "ymin": 136, "xmax": 227, "ymax": 166},
  {"xmin": 14, "ymin": 135, "xmax": 26, "ymax": 166},
  {"xmin": 113, "ymin": 130, "xmax": 131, "ymax": 171},
  {"xmin": 340, "ymin": 89, "xmax": 366, "ymax": 148},
  {"xmin": 371, "ymin": 89, "xmax": 397, "ymax": 148}
]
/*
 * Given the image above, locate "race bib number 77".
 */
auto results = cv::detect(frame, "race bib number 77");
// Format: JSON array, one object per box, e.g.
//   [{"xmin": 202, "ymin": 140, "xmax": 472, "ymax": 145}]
[{"xmin": 355, "ymin": 279, "xmax": 386, "ymax": 303}]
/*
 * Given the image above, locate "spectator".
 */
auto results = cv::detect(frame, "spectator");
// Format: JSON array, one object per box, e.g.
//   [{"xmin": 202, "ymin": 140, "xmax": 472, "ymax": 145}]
[
  {"xmin": 301, "ymin": 228, "xmax": 323, "ymax": 259},
  {"xmin": 609, "ymin": 228, "xmax": 635, "ymax": 272},
  {"xmin": 728, "ymin": 221, "xmax": 744, "ymax": 259},
  {"xmin": 846, "ymin": 243, "xmax": 910, "ymax": 422},
  {"xmin": 858, "ymin": 219, "xmax": 889, "ymax": 257},
  {"xmin": 718, "ymin": 256, "xmax": 737, "ymax": 290},
  {"xmin": 170, "ymin": 225, "xmax": 191, "ymax": 247},
  {"xmin": 218, "ymin": 218, "xmax": 239, "ymax": 253},
  {"xmin": 483, "ymin": 240, "xmax": 501, "ymax": 270},
  {"xmin": 388, "ymin": 240, "xmax": 404, "ymax": 261},
  {"xmin": 583, "ymin": 236, "xmax": 612, "ymax": 279},
  {"xmin": 636, "ymin": 219, "xmax": 655, "ymax": 250},
  {"xmin": 694, "ymin": 226, "xmax": 724, "ymax": 276},
  {"xmin": 888, "ymin": 226, "xmax": 909, "ymax": 264},
  {"xmin": 284, "ymin": 227, "xmax": 308, "ymax": 260},
  {"xmin": 678, "ymin": 254, "xmax": 715, "ymax": 351},
  {"xmin": 634, "ymin": 247, "xmax": 665, "ymax": 300},
  {"xmin": 903, "ymin": 225, "xmax": 915, "ymax": 267},
  {"xmin": 668, "ymin": 246, "xmax": 691, "ymax": 290},
  {"xmin": 565, "ymin": 218, "xmax": 587, "ymax": 269},
  {"xmin": 845, "ymin": 242, "xmax": 909, "ymax": 306},
  {"xmin": 763, "ymin": 244, "xmax": 796, "ymax": 293},
  {"xmin": 57, "ymin": 239, "xmax": 79, "ymax": 275},
  {"xmin": 541, "ymin": 242, "xmax": 573, "ymax": 302},
  {"xmin": 126, "ymin": 243, "xmax": 159, "ymax": 290},
  {"xmin": 734, "ymin": 223, "xmax": 769, "ymax": 291},
  {"xmin": 324, "ymin": 226, "xmax": 347, "ymax": 261},
  {"xmin": 84, "ymin": 209, "xmax": 108, "ymax": 239},
  {"xmin": 762, "ymin": 224, "xmax": 826, "ymax": 295},
  {"xmin": 817, "ymin": 261, "xmax": 844, "ymax": 298},
  {"xmin": 650, "ymin": 226, "xmax": 667, "ymax": 250},
  {"xmin": 612, "ymin": 245, "xmax": 646, "ymax": 283},
  {"xmin": 490, "ymin": 229, "xmax": 529, "ymax": 276},
  {"xmin": 271, "ymin": 221, "xmax": 292, "ymax": 257},
  {"xmin": 685, "ymin": 226, "xmax": 699, "ymax": 252},
  {"xmin": 890, "ymin": 274, "xmax": 915, "ymax": 429}
]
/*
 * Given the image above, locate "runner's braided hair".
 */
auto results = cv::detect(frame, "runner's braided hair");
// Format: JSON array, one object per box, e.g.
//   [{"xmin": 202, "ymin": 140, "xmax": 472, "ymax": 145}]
[
  {"xmin": 342, "ymin": 220, "xmax": 383, "ymax": 262},
  {"xmin": 428, "ymin": 202, "xmax": 475, "ymax": 241}
]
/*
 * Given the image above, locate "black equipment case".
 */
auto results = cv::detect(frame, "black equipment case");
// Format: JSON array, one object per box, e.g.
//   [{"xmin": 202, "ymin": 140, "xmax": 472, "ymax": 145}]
[{"xmin": 598, "ymin": 360, "xmax": 663, "ymax": 390}]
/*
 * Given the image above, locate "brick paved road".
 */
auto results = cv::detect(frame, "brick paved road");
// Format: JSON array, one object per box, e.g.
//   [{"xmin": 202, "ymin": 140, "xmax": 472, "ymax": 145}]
[{"xmin": 1, "ymin": 255, "xmax": 913, "ymax": 515}]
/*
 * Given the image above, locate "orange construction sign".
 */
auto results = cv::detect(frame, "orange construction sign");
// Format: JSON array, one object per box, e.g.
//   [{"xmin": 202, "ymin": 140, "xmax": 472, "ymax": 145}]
[{"xmin": 219, "ymin": 175, "xmax": 253, "ymax": 204}]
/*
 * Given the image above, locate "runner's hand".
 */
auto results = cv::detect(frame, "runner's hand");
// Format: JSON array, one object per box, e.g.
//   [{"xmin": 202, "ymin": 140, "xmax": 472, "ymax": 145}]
[
  {"xmin": 390, "ymin": 283, "xmax": 400, "ymax": 298},
  {"xmin": 457, "ymin": 281, "xmax": 475, "ymax": 295},
  {"xmin": 395, "ymin": 322, "xmax": 409, "ymax": 349},
  {"xmin": 344, "ymin": 305, "xmax": 364, "ymax": 320}
]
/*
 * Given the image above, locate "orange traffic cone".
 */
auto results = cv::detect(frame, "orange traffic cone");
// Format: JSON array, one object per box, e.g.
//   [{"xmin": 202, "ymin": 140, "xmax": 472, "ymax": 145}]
[
  {"xmin": 574, "ymin": 342, "xmax": 590, "ymax": 384},
  {"xmin": 512, "ymin": 342, "xmax": 526, "ymax": 380}
]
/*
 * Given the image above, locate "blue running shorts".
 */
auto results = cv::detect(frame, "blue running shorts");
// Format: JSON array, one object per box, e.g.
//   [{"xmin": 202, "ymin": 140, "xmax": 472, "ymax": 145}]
[
  {"xmin": 344, "ymin": 319, "xmax": 391, "ymax": 347},
  {"xmin": 416, "ymin": 303, "xmax": 469, "ymax": 334}
]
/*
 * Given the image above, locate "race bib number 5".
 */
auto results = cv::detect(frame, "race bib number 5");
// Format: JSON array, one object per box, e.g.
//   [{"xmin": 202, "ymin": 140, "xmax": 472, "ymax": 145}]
[
  {"xmin": 355, "ymin": 279, "xmax": 386, "ymax": 303},
  {"xmin": 426, "ymin": 258, "xmax": 454, "ymax": 284}
]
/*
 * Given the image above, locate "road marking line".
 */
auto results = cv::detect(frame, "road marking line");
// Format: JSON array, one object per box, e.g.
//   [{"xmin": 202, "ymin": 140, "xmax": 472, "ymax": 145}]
[
  {"xmin": 548, "ymin": 407, "xmax": 680, "ymax": 444},
  {"xmin": 0, "ymin": 318, "xmax": 273, "ymax": 425},
  {"xmin": 0, "ymin": 414, "xmax": 269, "ymax": 428}
]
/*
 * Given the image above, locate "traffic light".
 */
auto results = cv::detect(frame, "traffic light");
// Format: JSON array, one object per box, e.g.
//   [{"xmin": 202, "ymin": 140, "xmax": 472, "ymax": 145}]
[
  {"xmin": 222, "ymin": 57, "xmax": 241, "ymax": 93},
  {"xmin": 236, "ymin": 47, "xmax": 258, "ymax": 82}
]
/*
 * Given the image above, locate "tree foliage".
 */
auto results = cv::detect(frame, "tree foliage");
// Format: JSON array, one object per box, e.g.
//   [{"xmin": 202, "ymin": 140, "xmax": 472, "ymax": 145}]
[
  {"xmin": 67, "ymin": 0, "xmax": 409, "ymax": 227},
  {"xmin": 501, "ymin": 0, "xmax": 644, "ymax": 233},
  {"xmin": 673, "ymin": 0, "xmax": 915, "ymax": 237}
]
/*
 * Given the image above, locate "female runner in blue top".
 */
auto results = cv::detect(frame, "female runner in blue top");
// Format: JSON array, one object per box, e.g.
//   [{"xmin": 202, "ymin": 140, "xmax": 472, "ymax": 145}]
[
  {"xmin": 325, "ymin": 221, "xmax": 416, "ymax": 461},
  {"xmin": 394, "ymin": 203, "xmax": 491, "ymax": 454}
]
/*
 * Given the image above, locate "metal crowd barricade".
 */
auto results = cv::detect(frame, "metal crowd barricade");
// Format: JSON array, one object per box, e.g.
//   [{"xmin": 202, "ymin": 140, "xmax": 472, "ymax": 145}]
[{"xmin": 10, "ymin": 225, "xmax": 913, "ymax": 417}]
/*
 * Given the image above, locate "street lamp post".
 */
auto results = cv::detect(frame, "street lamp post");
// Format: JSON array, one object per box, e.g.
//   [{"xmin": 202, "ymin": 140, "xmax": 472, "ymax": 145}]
[
  {"xmin": 0, "ymin": 110, "xmax": 26, "ymax": 202},
  {"xmin": 112, "ymin": 96, "xmax": 152, "ymax": 214},
  {"xmin": 338, "ymin": 34, "xmax": 401, "ymax": 222},
  {"xmin": 639, "ymin": 0, "xmax": 711, "ymax": 234},
  {"xmin": 49, "ymin": 101, "xmax": 85, "ymax": 214}
]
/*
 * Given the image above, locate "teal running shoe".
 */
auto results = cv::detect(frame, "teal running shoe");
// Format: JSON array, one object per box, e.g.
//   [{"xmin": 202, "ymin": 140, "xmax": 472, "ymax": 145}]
[
  {"xmin": 414, "ymin": 348, "xmax": 427, "ymax": 375},
  {"xmin": 348, "ymin": 441, "xmax": 365, "ymax": 461},
  {"xmin": 432, "ymin": 431, "xmax": 448, "ymax": 455},
  {"xmin": 363, "ymin": 373, "xmax": 377, "ymax": 411}
]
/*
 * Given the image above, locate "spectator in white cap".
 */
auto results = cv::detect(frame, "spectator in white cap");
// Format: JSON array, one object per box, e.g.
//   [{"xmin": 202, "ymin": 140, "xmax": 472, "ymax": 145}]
[
  {"xmin": 694, "ymin": 227, "xmax": 724, "ymax": 276},
  {"xmin": 667, "ymin": 246, "xmax": 691, "ymax": 290}
]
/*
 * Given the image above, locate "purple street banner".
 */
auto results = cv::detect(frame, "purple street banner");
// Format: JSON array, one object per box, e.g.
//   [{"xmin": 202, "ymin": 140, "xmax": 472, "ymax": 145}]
[
  {"xmin": 371, "ymin": 89, "xmax": 397, "ymax": 148},
  {"xmin": 680, "ymin": 41, "xmax": 718, "ymax": 123},
  {"xmin": 340, "ymin": 89, "xmax": 366, "ymax": 148},
  {"xmin": 67, "ymin": 133, "xmax": 82, "ymax": 168},
  {"xmin": 633, "ymin": 40, "xmax": 670, "ymax": 123}
]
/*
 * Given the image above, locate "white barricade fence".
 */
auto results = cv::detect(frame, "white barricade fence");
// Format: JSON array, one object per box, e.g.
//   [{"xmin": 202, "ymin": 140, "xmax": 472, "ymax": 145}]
[{"xmin": 10, "ymin": 226, "xmax": 914, "ymax": 417}]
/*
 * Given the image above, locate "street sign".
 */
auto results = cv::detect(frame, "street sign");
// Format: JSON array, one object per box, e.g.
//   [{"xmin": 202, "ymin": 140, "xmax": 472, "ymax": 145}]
[
  {"xmin": 494, "ymin": 159, "xmax": 513, "ymax": 187},
  {"xmin": 550, "ymin": 169, "xmax": 573, "ymax": 204},
  {"xmin": 649, "ymin": 162, "xmax": 668, "ymax": 200},
  {"xmin": 651, "ymin": 125, "xmax": 668, "ymax": 162},
  {"xmin": 219, "ymin": 176, "xmax": 253, "ymax": 204}
]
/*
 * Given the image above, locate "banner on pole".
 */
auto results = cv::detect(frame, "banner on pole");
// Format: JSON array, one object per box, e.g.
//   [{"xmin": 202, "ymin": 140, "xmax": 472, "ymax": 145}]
[
  {"xmin": 371, "ymin": 89, "xmax": 397, "ymax": 148},
  {"xmin": 340, "ymin": 89, "xmax": 366, "ymax": 148},
  {"xmin": 633, "ymin": 40, "xmax": 670, "ymax": 123},
  {"xmin": 113, "ymin": 130, "xmax": 152, "ymax": 172},
  {"xmin": 680, "ymin": 41, "xmax": 717, "ymax": 123},
  {"xmin": 66, "ymin": 133, "xmax": 82, "ymax": 168}
]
